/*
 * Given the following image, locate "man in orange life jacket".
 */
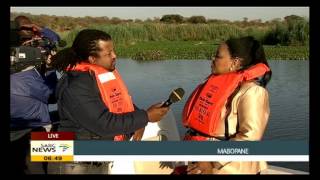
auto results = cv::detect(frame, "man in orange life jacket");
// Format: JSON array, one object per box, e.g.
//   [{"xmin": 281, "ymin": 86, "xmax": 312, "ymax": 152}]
[
  {"xmin": 176, "ymin": 36, "xmax": 272, "ymax": 174},
  {"xmin": 48, "ymin": 29, "xmax": 169, "ymax": 174}
]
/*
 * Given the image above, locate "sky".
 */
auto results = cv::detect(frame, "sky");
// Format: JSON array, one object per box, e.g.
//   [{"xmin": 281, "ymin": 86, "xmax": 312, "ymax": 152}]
[{"xmin": 10, "ymin": 7, "xmax": 309, "ymax": 22}]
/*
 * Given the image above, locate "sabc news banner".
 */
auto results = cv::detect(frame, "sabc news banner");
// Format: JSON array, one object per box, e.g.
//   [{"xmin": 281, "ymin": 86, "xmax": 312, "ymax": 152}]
[
  {"xmin": 31, "ymin": 132, "xmax": 74, "ymax": 162},
  {"xmin": 30, "ymin": 132, "xmax": 309, "ymax": 162}
]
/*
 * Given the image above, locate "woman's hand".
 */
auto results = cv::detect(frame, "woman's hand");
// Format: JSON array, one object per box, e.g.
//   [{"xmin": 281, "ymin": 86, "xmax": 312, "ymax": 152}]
[
  {"xmin": 132, "ymin": 127, "xmax": 145, "ymax": 141},
  {"xmin": 187, "ymin": 162, "xmax": 214, "ymax": 174}
]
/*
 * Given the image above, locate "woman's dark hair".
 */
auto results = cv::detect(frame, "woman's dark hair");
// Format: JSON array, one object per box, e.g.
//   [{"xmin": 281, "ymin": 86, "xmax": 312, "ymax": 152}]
[
  {"xmin": 225, "ymin": 36, "xmax": 272, "ymax": 87},
  {"xmin": 50, "ymin": 29, "xmax": 112, "ymax": 71}
]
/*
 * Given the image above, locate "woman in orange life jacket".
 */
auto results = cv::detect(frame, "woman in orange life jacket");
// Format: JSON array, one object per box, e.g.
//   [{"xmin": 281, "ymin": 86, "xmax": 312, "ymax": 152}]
[
  {"xmin": 181, "ymin": 36, "xmax": 272, "ymax": 174},
  {"xmin": 47, "ymin": 29, "xmax": 169, "ymax": 174}
]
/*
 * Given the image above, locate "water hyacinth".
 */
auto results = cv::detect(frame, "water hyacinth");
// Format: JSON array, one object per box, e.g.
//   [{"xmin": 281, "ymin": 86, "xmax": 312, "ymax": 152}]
[{"xmin": 61, "ymin": 24, "xmax": 309, "ymax": 61}]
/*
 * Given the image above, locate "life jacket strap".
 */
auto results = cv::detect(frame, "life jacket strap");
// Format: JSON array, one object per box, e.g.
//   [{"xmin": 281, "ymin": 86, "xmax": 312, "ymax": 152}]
[{"xmin": 184, "ymin": 129, "xmax": 227, "ymax": 141}]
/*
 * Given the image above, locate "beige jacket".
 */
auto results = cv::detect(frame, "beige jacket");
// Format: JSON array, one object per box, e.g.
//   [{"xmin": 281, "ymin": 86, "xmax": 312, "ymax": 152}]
[{"xmin": 210, "ymin": 81, "xmax": 270, "ymax": 174}]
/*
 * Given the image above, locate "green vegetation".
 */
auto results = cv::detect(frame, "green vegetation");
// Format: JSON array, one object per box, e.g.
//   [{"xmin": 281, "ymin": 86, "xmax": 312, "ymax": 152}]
[
  {"xmin": 64, "ymin": 23, "xmax": 256, "ymax": 44},
  {"xmin": 118, "ymin": 41, "xmax": 214, "ymax": 60},
  {"xmin": 160, "ymin": 14, "xmax": 184, "ymax": 23},
  {"xmin": 62, "ymin": 23, "xmax": 309, "ymax": 60},
  {"xmin": 11, "ymin": 12, "xmax": 309, "ymax": 60},
  {"xmin": 116, "ymin": 41, "xmax": 309, "ymax": 60},
  {"xmin": 187, "ymin": 16, "xmax": 207, "ymax": 24},
  {"xmin": 264, "ymin": 15, "xmax": 309, "ymax": 46}
]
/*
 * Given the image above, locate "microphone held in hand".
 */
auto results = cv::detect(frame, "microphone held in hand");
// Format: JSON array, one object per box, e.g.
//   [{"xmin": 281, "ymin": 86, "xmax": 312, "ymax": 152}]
[{"xmin": 161, "ymin": 88, "xmax": 185, "ymax": 107}]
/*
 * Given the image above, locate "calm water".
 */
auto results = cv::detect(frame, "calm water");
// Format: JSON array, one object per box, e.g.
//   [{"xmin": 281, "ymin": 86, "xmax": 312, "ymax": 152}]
[
  {"xmin": 52, "ymin": 59, "xmax": 309, "ymax": 140},
  {"xmin": 51, "ymin": 59, "xmax": 309, "ymax": 172},
  {"xmin": 116, "ymin": 59, "xmax": 309, "ymax": 141},
  {"xmin": 117, "ymin": 59, "xmax": 310, "ymax": 172}
]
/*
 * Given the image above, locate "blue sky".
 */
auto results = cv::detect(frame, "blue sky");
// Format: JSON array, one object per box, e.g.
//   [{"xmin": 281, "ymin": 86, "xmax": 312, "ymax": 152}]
[{"xmin": 10, "ymin": 7, "xmax": 309, "ymax": 22}]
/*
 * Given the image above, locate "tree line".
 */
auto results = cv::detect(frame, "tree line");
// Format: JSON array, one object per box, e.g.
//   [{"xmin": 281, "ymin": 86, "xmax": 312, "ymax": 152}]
[{"xmin": 11, "ymin": 12, "xmax": 309, "ymax": 46}]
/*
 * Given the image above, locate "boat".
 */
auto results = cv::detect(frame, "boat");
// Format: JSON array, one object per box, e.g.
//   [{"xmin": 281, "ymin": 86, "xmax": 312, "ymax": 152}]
[
  {"xmin": 108, "ymin": 109, "xmax": 183, "ymax": 174},
  {"xmin": 103, "ymin": 109, "xmax": 309, "ymax": 174},
  {"xmin": 261, "ymin": 165, "xmax": 308, "ymax": 174}
]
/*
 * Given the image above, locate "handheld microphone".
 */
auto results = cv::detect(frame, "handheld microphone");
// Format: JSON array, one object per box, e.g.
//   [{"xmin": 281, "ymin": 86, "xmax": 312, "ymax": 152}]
[{"xmin": 161, "ymin": 88, "xmax": 185, "ymax": 107}]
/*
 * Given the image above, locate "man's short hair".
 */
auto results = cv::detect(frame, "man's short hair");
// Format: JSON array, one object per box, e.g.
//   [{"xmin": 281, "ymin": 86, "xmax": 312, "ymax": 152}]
[{"xmin": 14, "ymin": 15, "xmax": 32, "ymax": 26}]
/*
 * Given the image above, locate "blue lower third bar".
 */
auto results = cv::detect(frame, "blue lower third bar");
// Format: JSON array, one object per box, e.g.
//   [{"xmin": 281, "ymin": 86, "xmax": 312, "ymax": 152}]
[
  {"xmin": 74, "ymin": 141, "xmax": 308, "ymax": 155},
  {"xmin": 73, "ymin": 155, "xmax": 309, "ymax": 162}
]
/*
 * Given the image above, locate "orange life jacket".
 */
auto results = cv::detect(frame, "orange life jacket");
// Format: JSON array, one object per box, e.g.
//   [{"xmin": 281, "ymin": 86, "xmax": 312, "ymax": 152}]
[
  {"xmin": 68, "ymin": 62, "xmax": 134, "ymax": 141},
  {"xmin": 182, "ymin": 63, "xmax": 270, "ymax": 137}
]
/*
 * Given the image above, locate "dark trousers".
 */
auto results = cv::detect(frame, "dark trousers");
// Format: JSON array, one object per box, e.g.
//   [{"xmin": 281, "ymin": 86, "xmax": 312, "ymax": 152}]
[
  {"xmin": 10, "ymin": 127, "xmax": 47, "ymax": 174},
  {"xmin": 48, "ymin": 162, "xmax": 110, "ymax": 174}
]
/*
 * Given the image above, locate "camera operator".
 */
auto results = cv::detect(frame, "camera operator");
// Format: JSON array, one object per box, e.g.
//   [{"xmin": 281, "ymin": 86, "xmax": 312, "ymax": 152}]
[
  {"xmin": 10, "ymin": 19, "xmax": 61, "ymax": 174},
  {"xmin": 14, "ymin": 15, "xmax": 61, "ymax": 45}
]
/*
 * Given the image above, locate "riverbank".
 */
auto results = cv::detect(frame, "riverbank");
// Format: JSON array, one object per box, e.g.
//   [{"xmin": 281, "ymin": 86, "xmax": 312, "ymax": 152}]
[
  {"xmin": 60, "ymin": 31, "xmax": 308, "ymax": 60},
  {"xmin": 114, "ymin": 41, "xmax": 309, "ymax": 60},
  {"xmin": 59, "ymin": 22, "xmax": 309, "ymax": 61}
]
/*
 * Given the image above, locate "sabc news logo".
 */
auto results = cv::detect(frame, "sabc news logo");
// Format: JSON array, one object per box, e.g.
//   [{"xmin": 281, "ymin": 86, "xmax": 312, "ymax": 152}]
[{"xmin": 32, "ymin": 143, "xmax": 72, "ymax": 153}]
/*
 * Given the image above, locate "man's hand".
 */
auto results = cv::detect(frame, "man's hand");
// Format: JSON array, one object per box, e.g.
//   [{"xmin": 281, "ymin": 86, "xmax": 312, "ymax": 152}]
[
  {"xmin": 146, "ymin": 102, "xmax": 169, "ymax": 122},
  {"xmin": 20, "ymin": 23, "xmax": 43, "ymax": 32}
]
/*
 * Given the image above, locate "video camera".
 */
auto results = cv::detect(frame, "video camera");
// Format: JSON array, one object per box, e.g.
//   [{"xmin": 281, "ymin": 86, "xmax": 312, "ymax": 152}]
[{"xmin": 10, "ymin": 21, "xmax": 64, "ymax": 74}]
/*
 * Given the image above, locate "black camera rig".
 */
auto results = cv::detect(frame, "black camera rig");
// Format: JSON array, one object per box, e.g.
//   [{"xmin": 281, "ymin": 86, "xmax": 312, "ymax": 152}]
[{"xmin": 10, "ymin": 21, "xmax": 58, "ymax": 74}]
